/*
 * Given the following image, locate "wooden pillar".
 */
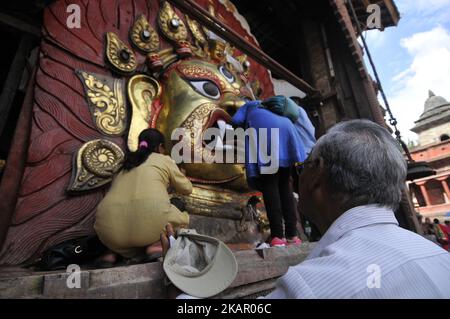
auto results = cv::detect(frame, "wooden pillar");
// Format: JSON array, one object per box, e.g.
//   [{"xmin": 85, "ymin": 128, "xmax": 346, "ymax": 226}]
[
  {"xmin": 0, "ymin": 34, "xmax": 35, "ymax": 136},
  {"xmin": 300, "ymin": 18, "xmax": 337, "ymax": 134},
  {"xmin": 438, "ymin": 177, "xmax": 450, "ymax": 203},
  {"xmin": 398, "ymin": 186, "xmax": 422, "ymax": 235},
  {"xmin": 417, "ymin": 182, "xmax": 431, "ymax": 206},
  {"xmin": 0, "ymin": 68, "xmax": 36, "ymax": 251}
]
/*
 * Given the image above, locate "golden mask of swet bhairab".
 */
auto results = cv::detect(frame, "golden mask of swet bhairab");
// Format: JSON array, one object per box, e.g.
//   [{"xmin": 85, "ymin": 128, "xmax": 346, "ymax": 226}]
[
  {"xmin": 155, "ymin": 59, "xmax": 252, "ymax": 190},
  {"xmin": 125, "ymin": 58, "xmax": 253, "ymax": 191},
  {"xmin": 71, "ymin": 1, "xmax": 274, "ymax": 193}
]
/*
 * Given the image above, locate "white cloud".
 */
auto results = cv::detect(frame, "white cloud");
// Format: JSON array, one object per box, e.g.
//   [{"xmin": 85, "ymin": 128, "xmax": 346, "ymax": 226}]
[
  {"xmin": 388, "ymin": 26, "xmax": 450, "ymax": 142},
  {"xmin": 391, "ymin": 68, "xmax": 413, "ymax": 82},
  {"xmin": 397, "ymin": 0, "xmax": 450, "ymax": 17},
  {"xmin": 395, "ymin": 0, "xmax": 450, "ymax": 39},
  {"xmin": 364, "ymin": 29, "xmax": 386, "ymax": 49}
]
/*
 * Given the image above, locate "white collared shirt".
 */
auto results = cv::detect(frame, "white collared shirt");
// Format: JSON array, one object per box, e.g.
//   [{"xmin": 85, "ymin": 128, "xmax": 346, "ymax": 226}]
[{"xmin": 265, "ymin": 205, "xmax": 450, "ymax": 299}]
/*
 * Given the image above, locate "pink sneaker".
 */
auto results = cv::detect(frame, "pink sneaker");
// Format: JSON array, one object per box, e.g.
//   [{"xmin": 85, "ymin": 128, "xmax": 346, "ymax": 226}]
[
  {"xmin": 270, "ymin": 237, "xmax": 287, "ymax": 247},
  {"xmin": 286, "ymin": 238, "xmax": 302, "ymax": 245}
]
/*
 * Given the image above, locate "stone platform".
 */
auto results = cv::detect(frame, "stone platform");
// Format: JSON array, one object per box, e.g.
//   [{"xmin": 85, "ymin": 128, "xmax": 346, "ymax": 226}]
[{"xmin": 0, "ymin": 243, "xmax": 314, "ymax": 299}]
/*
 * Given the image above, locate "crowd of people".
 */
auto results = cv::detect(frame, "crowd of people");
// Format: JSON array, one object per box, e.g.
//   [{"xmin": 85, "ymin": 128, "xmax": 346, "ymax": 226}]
[{"xmin": 419, "ymin": 216, "xmax": 450, "ymax": 251}]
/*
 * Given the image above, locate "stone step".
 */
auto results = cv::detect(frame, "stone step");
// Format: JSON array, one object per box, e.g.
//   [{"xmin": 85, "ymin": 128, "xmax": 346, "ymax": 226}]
[{"xmin": 0, "ymin": 243, "xmax": 314, "ymax": 299}]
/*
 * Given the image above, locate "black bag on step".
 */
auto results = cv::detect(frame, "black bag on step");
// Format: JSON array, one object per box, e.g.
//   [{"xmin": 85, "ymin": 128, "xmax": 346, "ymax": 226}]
[{"xmin": 37, "ymin": 235, "xmax": 107, "ymax": 271}]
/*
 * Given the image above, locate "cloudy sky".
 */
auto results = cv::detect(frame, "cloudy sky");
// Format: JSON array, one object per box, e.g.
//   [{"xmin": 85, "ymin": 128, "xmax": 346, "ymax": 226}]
[{"xmin": 363, "ymin": 0, "xmax": 450, "ymax": 143}]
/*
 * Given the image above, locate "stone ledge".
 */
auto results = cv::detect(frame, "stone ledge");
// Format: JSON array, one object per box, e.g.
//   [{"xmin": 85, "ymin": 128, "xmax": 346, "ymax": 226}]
[{"xmin": 0, "ymin": 243, "xmax": 314, "ymax": 299}]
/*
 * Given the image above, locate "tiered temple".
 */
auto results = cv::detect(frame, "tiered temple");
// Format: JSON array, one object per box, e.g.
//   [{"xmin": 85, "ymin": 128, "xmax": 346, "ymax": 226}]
[{"xmin": 408, "ymin": 91, "xmax": 450, "ymax": 219}]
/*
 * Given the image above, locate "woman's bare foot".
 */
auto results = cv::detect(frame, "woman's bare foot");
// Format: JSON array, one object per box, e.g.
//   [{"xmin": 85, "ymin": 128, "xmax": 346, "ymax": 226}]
[
  {"xmin": 143, "ymin": 230, "xmax": 170, "ymax": 262},
  {"xmin": 95, "ymin": 250, "xmax": 118, "ymax": 268},
  {"xmin": 145, "ymin": 241, "xmax": 163, "ymax": 257},
  {"xmin": 160, "ymin": 223, "xmax": 182, "ymax": 298},
  {"xmin": 100, "ymin": 251, "xmax": 117, "ymax": 263}
]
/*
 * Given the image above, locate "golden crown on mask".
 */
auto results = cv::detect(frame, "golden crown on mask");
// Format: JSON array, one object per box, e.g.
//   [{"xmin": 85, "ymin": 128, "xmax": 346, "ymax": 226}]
[{"xmin": 105, "ymin": 1, "xmax": 250, "ymax": 78}]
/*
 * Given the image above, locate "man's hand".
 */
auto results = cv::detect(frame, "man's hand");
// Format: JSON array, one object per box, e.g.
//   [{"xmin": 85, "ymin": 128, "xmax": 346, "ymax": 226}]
[
  {"xmin": 160, "ymin": 223, "xmax": 183, "ymax": 298},
  {"xmin": 160, "ymin": 223, "xmax": 175, "ymax": 258}
]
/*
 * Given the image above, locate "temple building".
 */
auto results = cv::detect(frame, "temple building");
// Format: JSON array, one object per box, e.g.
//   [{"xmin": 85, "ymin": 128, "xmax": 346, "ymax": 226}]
[{"xmin": 408, "ymin": 91, "xmax": 450, "ymax": 220}]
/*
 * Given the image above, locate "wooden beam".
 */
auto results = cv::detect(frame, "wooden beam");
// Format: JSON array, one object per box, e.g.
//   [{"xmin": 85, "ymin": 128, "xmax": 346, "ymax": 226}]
[
  {"xmin": 362, "ymin": 0, "xmax": 371, "ymax": 7},
  {"xmin": 383, "ymin": 0, "xmax": 400, "ymax": 26},
  {"xmin": 0, "ymin": 34, "xmax": 35, "ymax": 136},
  {"xmin": 398, "ymin": 186, "xmax": 423, "ymax": 234},
  {"xmin": 350, "ymin": 0, "xmax": 399, "ymax": 29},
  {"xmin": 0, "ymin": 13, "xmax": 41, "ymax": 38}
]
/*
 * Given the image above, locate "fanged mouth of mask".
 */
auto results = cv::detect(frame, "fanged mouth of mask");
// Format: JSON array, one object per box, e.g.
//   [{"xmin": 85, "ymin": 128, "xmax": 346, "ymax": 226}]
[
  {"xmin": 179, "ymin": 104, "xmax": 245, "ymax": 161},
  {"xmin": 202, "ymin": 109, "xmax": 241, "ymax": 153}
]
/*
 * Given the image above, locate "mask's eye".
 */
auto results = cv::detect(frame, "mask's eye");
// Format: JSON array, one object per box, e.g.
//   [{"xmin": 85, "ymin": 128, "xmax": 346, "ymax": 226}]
[
  {"xmin": 219, "ymin": 65, "xmax": 234, "ymax": 83},
  {"xmin": 189, "ymin": 80, "xmax": 221, "ymax": 100}
]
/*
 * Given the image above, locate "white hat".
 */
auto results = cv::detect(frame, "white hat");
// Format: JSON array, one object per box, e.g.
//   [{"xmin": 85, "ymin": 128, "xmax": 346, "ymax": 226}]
[{"xmin": 163, "ymin": 229, "xmax": 238, "ymax": 298}]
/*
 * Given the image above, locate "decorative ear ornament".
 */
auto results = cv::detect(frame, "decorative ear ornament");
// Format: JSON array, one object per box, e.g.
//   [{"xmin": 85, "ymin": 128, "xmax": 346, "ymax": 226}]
[
  {"xmin": 67, "ymin": 139, "xmax": 124, "ymax": 193},
  {"xmin": 76, "ymin": 71, "xmax": 127, "ymax": 136},
  {"xmin": 127, "ymin": 74, "xmax": 162, "ymax": 152}
]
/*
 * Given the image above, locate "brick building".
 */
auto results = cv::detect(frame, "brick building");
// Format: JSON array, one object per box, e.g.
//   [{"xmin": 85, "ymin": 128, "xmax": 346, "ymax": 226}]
[{"xmin": 408, "ymin": 91, "xmax": 450, "ymax": 220}]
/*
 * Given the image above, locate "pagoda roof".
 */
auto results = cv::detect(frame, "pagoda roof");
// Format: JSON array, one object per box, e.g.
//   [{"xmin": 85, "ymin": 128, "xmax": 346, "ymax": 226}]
[{"xmin": 411, "ymin": 90, "xmax": 450, "ymax": 133}]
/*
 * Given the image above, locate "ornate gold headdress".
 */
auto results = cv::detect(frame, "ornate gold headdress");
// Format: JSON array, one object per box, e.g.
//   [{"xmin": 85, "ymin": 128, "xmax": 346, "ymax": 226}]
[{"xmin": 104, "ymin": 1, "xmax": 248, "ymax": 76}]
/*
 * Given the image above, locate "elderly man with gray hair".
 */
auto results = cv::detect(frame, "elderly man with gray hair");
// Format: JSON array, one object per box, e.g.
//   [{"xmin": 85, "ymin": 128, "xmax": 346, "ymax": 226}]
[{"xmin": 263, "ymin": 119, "xmax": 450, "ymax": 298}]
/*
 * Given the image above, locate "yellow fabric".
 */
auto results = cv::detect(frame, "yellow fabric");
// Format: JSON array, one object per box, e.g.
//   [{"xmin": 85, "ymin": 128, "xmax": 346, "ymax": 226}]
[{"xmin": 94, "ymin": 153, "xmax": 192, "ymax": 258}]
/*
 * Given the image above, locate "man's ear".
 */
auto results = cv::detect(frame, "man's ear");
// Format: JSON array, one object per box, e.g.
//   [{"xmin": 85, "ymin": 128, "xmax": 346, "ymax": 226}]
[{"xmin": 308, "ymin": 157, "xmax": 327, "ymax": 191}]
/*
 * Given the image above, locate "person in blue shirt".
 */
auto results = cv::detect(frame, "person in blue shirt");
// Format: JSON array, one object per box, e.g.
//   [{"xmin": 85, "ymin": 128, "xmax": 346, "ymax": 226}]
[{"xmin": 231, "ymin": 97, "xmax": 313, "ymax": 246}]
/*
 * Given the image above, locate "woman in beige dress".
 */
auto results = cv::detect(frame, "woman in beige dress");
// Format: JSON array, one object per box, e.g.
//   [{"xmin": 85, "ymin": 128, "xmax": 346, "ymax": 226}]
[{"xmin": 94, "ymin": 129, "xmax": 192, "ymax": 266}]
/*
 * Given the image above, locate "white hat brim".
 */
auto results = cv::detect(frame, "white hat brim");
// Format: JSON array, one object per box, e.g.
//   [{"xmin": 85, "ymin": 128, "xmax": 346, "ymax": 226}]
[{"xmin": 163, "ymin": 236, "xmax": 238, "ymax": 298}]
